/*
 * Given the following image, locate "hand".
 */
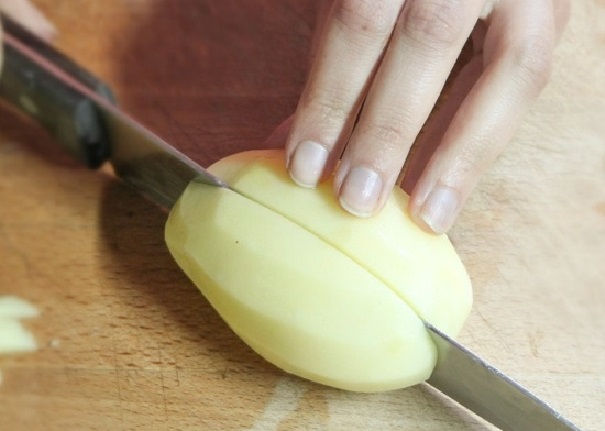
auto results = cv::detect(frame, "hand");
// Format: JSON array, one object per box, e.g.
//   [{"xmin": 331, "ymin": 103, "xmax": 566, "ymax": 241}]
[
  {"xmin": 0, "ymin": 0, "xmax": 55, "ymax": 64},
  {"xmin": 283, "ymin": 0, "xmax": 570, "ymax": 233}
]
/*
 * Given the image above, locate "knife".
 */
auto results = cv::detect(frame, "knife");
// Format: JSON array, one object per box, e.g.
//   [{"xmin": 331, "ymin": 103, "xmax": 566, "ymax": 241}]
[
  {"xmin": 0, "ymin": 14, "xmax": 226, "ymax": 209},
  {"xmin": 0, "ymin": 15, "xmax": 583, "ymax": 431},
  {"xmin": 425, "ymin": 323, "xmax": 581, "ymax": 431}
]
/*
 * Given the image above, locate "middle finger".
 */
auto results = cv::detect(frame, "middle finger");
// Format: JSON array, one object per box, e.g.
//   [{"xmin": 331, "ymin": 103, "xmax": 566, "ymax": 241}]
[{"xmin": 335, "ymin": 0, "xmax": 484, "ymax": 217}]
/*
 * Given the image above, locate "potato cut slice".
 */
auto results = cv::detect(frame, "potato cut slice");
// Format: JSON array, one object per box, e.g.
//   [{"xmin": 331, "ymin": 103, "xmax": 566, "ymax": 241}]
[
  {"xmin": 166, "ymin": 183, "xmax": 436, "ymax": 391},
  {"xmin": 0, "ymin": 296, "xmax": 39, "ymax": 319},
  {"xmin": 0, "ymin": 296, "xmax": 39, "ymax": 354},
  {"xmin": 0, "ymin": 319, "xmax": 37, "ymax": 353},
  {"xmin": 209, "ymin": 150, "xmax": 472, "ymax": 335}
]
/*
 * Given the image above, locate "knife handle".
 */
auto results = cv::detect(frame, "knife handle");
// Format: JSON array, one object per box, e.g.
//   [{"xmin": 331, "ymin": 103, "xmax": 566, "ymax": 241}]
[{"xmin": 0, "ymin": 14, "xmax": 115, "ymax": 168}]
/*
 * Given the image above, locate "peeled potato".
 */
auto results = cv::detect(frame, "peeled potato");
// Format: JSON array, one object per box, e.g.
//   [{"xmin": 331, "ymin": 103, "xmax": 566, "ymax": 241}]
[{"xmin": 165, "ymin": 150, "xmax": 472, "ymax": 391}]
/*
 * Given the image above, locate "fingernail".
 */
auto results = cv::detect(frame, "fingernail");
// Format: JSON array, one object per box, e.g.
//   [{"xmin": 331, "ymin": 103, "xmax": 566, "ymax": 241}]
[
  {"xmin": 288, "ymin": 141, "xmax": 328, "ymax": 188},
  {"xmin": 418, "ymin": 186, "xmax": 459, "ymax": 234},
  {"xmin": 339, "ymin": 166, "xmax": 382, "ymax": 217}
]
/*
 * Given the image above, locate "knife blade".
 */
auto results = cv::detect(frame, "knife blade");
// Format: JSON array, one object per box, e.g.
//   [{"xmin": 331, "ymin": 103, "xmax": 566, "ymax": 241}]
[
  {"xmin": 425, "ymin": 322, "xmax": 581, "ymax": 431},
  {"xmin": 0, "ymin": 14, "xmax": 225, "ymax": 210},
  {"xmin": 0, "ymin": 15, "xmax": 584, "ymax": 431}
]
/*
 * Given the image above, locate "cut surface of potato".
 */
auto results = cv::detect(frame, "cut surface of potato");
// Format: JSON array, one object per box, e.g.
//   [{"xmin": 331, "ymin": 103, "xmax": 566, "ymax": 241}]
[
  {"xmin": 165, "ymin": 150, "xmax": 473, "ymax": 391},
  {"xmin": 209, "ymin": 150, "xmax": 472, "ymax": 335}
]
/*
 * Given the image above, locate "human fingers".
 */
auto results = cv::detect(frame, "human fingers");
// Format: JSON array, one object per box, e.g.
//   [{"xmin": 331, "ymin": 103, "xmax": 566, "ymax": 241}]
[
  {"xmin": 408, "ymin": 0, "xmax": 558, "ymax": 233},
  {"xmin": 285, "ymin": 0, "xmax": 404, "ymax": 188},
  {"xmin": 0, "ymin": 0, "xmax": 56, "ymax": 39},
  {"xmin": 334, "ymin": 0, "xmax": 485, "ymax": 217}
]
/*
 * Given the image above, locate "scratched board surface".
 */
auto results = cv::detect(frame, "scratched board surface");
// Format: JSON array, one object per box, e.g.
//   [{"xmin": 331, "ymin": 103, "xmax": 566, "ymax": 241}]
[{"xmin": 0, "ymin": 1, "xmax": 604, "ymax": 430}]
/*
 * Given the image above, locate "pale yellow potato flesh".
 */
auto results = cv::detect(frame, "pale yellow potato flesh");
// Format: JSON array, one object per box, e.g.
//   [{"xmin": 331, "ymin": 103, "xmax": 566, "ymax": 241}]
[
  {"xmin": 0, "ymin": 296, "xmax": 39, "ymax": 354},
  {"xmin": 165, "ymin": 150, "xmax": 473, "ymax": 391},
  {"xmin": 209, "ymin": 150, "xmax": 473, "ymax": 335},
  {"xmin": 166, "ymin": 184, "xmax": 436, "ymax": 391}
]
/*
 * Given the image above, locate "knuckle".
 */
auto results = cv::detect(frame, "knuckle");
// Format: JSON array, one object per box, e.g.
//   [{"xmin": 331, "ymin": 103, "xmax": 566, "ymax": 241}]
[
  {"xmin": 335, "ymin": 0, "xmax": 396, "ymax": 36},
  {"xmin": 305, "ymin": 92, "xmax": 351, "ymax": 123},
  {"xmin": 511, "ymin": 35, "xmax": 553, "ymax": 93},
  {"xmin": 461, "ymin": 136, "xmax": 493, "ymax": 173},
  {"xmin": 364, "ymin": 121, "xmax": 409, "ymax": 147},
  {"xmin": 400, "ymin": 0, "xmax": 466, "ymax": 49}
]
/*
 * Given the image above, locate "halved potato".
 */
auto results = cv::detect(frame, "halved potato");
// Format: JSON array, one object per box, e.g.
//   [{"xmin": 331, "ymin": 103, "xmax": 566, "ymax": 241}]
[
  {"xmin": 210, "ymin": 150, "xmax": 472, "ymax": 334},
  {"xmin": 165, "ymin": 150, "xmax": 472, "ymax": 391}
]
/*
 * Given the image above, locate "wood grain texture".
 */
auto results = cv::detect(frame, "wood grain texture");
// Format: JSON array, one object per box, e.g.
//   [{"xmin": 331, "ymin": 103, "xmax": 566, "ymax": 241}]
[{"xmin": 0, "ymin": 1, "xmax": 604, "ymax": 430}]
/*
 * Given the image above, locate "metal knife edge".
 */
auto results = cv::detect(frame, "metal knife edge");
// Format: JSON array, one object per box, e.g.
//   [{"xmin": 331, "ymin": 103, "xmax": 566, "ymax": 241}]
[
  {"xmin": 1, "ymin": 15, "xmax": 227, "ymax": 210},
  {"xmin": 425, "ymin": 322, "xmax": 582, "ymax": 431}
]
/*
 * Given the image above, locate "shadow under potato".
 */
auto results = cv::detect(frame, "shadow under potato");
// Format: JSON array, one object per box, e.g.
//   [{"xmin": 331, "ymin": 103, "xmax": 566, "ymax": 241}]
[{"xmin": 97, "ymin": 178, "xmax": 273, "ymax": 370}]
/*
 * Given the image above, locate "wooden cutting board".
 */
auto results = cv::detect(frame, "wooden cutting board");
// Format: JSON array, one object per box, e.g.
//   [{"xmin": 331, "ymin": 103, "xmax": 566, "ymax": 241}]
[{"xmin": 1, "ymin": 1, "xmax": 604, "ymax": 430}]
